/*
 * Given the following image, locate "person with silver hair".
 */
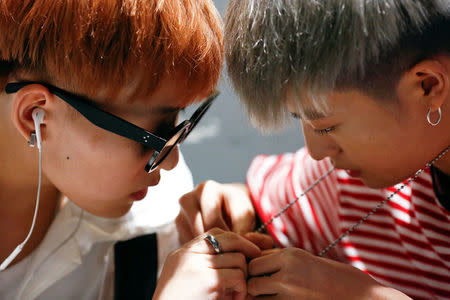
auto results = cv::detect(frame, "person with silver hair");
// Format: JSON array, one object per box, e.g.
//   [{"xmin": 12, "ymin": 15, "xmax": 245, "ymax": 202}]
[{"xmin": 176, "ymin": 0, "xmax": 450, "ymax": 299}]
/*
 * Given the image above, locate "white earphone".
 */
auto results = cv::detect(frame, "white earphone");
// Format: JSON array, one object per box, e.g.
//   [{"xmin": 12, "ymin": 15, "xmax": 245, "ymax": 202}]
[
  {"xmin": 32, "ymin": 108, "xmax": 45, "ymax": 150},
  {"xmin": 0, "ymin": 108, "xmax": 45, "ymax": 271}
]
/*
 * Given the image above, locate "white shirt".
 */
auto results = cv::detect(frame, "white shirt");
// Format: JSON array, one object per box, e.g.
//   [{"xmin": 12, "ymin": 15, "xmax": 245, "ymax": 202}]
[{"xmin": 0, "ymin": 153, "xmax": 193, "ymax": 300}]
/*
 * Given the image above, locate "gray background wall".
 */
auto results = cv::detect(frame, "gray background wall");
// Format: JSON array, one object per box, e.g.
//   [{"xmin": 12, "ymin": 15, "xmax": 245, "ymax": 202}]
[{"xmin": 180, "ymin": 0, "xmax": 306, "ymax": 185}]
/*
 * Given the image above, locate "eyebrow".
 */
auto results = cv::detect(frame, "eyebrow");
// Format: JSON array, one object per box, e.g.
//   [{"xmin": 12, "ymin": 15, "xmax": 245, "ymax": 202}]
[{"xmin": 292, "ymin": 109, "xmax": 328, "ymax": 121}]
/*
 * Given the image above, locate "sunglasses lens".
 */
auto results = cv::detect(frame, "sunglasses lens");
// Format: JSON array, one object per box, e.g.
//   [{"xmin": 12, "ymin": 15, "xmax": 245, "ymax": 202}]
[
  {"xmin": 144, "ymin": 93, "xmax": 218, "ymax": 173},
  {"xmin": 181, "ymin": 102, "xmax": 212, "ymax": 143},
  {"xmin": 145, "ymin": 126, "xmax": 187, "ymax": 172}
]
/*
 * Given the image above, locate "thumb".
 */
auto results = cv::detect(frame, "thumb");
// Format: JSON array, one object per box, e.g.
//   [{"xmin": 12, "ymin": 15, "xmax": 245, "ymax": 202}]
[
  {"xmin": 243, "ymin": 232, "xmax": 275, "ymax": 250},
  {"xmin": 225, "ymin": 202, "xmax": 255, "ymax": 234}
]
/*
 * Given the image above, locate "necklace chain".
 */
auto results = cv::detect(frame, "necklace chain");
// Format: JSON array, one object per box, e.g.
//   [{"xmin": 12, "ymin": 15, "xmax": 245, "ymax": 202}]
[{"xmin": 255, "ymin": 145, "xmax": 450, "ymax": 257}]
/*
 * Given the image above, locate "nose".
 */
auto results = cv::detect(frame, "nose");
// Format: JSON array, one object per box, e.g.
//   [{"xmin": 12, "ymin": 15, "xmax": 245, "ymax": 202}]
[
  {"xmin": 158, "ymin": 145, "xmax": 179, "ymax": 171},
  {"xmin": 301, "ymin": 121, "xmax": 341, "ymax": 161}
]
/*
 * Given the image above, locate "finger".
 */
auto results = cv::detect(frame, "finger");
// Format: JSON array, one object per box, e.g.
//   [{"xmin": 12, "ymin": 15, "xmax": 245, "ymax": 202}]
[
  {"xmin": 175, "ymin": 213, "xmax": 194, "ymax": 245},
  {"xmin": 198, "ymin": 181, "xmax": 231, "ymax": 231},
  {"xmin": 234, "ymin": 292, "xmax": 247, "ymax": 300},
  {"xmin": 213, "ymin": 268, "xmax": 247, "ymax": 300},
  {"xmin": 247, "ymin": 274, "xmax": 280, "ymax": 297},
  {"xmin": 244, "ymin": 233, "xmax": 275, "ymax": 250},
  {"xmin": 226, "ymin": 201, "xmax": 255, "ymax": 235},
  {"xmin": 248, "ymin": 252, "xmax": 281, "ymax": 276},
  {"xmin": 189, "ymin": 229, "xmax": 261, "ymax": 258},
  {"xmin": 261, "ymin": 248, "xmax": 281, "ymax": 256},
  {"xmin": 178, "ymin": 192, "xmax": 205, "ymax": 236},
  {"xmin": 224, "ymin": 184, "xmax": 255, "ymax": 234},
  {"xmin": 205, "ymin": 252, "xmax": 248, "ymax": 278}
]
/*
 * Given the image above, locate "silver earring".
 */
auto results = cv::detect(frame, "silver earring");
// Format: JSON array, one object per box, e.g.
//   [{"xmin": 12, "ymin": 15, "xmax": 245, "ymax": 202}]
[
  {"xmin": 427, "ymin": 107, "xmax": 441, "ymax": 126},
  {"xmin": 28, "ymin": 133, "xmax": 36, "ymax": 147}
]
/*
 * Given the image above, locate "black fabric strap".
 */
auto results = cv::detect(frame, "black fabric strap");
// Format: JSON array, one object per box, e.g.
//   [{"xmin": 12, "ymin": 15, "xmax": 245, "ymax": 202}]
[
  {"xmin": 430, "ymin": 166, "xmax": 450, "ymax": 211},
  {"xmin": 114, "ymin": 233, "xmax": 158, "ymax": 300}
]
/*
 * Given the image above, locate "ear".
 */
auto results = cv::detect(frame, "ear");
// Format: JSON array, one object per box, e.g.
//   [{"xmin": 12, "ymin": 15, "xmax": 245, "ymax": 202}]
[
  {"xmin": 11, "ymin": 84, "xmax": 55, "ymax": 143},
  {"xmin": 399, "ymin": 58, "xmax": 449, "ymax": 113}
]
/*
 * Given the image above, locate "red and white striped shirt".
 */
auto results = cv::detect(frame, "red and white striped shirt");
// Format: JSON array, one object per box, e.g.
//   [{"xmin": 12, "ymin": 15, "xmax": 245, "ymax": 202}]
[{"xmin": 247, "ymin": 147, "xmax": 450, "ymax": 300}]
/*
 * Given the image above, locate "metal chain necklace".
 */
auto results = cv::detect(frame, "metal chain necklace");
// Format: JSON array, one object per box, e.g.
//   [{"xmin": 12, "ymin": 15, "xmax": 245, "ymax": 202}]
[{"xmin": 255, "ymin": 145, "xmax": 450, "ymax": 257}]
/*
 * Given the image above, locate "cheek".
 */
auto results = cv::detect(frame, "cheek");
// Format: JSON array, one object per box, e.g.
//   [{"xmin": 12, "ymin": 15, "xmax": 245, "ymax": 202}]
[
  {"xmin": 336, "ymin": 127, "xmax": 430, "ymax": 187},
  {"xmin": 338, "ymin": 114, "xmax": 399, "ymax": 153},
  {"xmin": 43, "ymin": 120, "xmax": 145, "ymax": 197}
]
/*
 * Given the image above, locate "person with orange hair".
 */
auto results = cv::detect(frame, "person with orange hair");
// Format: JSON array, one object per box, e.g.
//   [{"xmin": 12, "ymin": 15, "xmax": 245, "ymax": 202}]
[{"xmin": 0, "ymin": 1, "xmax": 265, "ymax": 299}]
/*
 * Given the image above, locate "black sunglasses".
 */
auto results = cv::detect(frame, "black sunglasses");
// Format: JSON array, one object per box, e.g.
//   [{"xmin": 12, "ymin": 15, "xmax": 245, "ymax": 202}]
[{"xmin": 5, "ymin": 82, "xmax": 218, "ymax": 172}]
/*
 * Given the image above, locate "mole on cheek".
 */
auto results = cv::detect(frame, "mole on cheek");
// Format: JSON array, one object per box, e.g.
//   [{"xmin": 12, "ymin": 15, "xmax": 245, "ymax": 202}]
[{"xmin": 66, "ymin": 156, "xmax": 70, "ymax": 160}]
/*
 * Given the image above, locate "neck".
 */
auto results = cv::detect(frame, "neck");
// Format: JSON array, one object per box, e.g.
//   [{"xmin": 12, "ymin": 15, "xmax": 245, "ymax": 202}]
[
  {"xmin": 433, "ymin": 145, "xmax": 450, "ymax": 175},
  {"xmin": 0, "ymin": 182, "xmax": 60, "ymax": 268}
]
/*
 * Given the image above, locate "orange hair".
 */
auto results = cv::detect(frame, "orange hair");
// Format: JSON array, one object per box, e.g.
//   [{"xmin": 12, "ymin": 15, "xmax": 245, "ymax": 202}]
[{"xmin": 0, "ymin": 0, "xmax": 223, "ymax": 102}]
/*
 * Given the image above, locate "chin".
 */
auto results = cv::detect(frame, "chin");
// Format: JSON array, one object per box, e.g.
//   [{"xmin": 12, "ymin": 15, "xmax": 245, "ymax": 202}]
[
  {"xmin": 68, "ymin": 194, "xmax": 134, "ymax": 218},
  {"xmin": 86, "ymin": 203, "xmax": 133, "ymax": 219},
  {"xmin": 107, "ymin": 205, "xmax": 133, "ymax": 218},
  {"xmin": 359, "ymin": 174, "xmax": 406, "ymax": 189}
]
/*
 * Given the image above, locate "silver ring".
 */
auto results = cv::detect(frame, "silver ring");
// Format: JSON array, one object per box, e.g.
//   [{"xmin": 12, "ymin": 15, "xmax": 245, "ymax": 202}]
[{"xmin": 204, "ymin": 234, "xmax": 222, "ymax": 254}]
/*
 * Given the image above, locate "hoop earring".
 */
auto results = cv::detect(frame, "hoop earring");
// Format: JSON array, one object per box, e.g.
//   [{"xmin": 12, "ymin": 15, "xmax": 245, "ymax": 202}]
[{"xmin": 427, "ymin": 107, "xmax": 442, "ymax": 126}]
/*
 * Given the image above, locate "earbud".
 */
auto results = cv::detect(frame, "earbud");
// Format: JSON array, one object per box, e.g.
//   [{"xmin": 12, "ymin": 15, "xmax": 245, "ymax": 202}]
[{"xmin": 31, "ymin": 108, "xmax": 45, "ymax": 151}]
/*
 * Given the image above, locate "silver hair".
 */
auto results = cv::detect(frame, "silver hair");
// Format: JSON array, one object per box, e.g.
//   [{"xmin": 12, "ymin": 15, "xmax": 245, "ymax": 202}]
[{"xmin": 225, "ymin": 0, "xmax": 450, "ymax": 130}]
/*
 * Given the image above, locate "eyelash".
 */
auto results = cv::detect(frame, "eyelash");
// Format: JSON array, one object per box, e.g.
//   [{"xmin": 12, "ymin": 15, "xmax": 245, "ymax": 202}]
[
  {"xmin": 314, "ymin": 127, "xmax": 335, "ymax": 135},
  {"xmin": 290, "ymin": 113, "xmax": 335, "ymax": 135}
]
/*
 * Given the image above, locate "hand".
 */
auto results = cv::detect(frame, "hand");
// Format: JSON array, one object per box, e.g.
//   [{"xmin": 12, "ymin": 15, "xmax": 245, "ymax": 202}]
[
  {"xmin": 247, "ymin": 247, "xmax": 412, "ymax": 300},
  {"xmin": 243, "ymin": 232, "xmax": 275, "ymax": 251},
  {"xmin": 153, "ymin": 228, "xmax": 261, "ymax": 300},
  {"xmin": 176, "ymin": 181, "xmax": 256, "ymax": 244}
]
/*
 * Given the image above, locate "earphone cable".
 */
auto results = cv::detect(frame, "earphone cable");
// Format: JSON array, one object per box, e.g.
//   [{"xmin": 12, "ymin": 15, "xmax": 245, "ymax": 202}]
[{"xmin": 0, "ymin": 147, "xmax": 42, "ymax": 271}]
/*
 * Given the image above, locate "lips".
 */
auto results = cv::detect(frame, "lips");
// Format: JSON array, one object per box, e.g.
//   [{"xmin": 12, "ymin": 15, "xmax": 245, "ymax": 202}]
[
  {"xmin": 345, "ymin": 169, "xmax": 361, "ymax": 177},
  {"xmin": 330, "ymin": 160, "xmax": 361, "ymax": 178}
]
